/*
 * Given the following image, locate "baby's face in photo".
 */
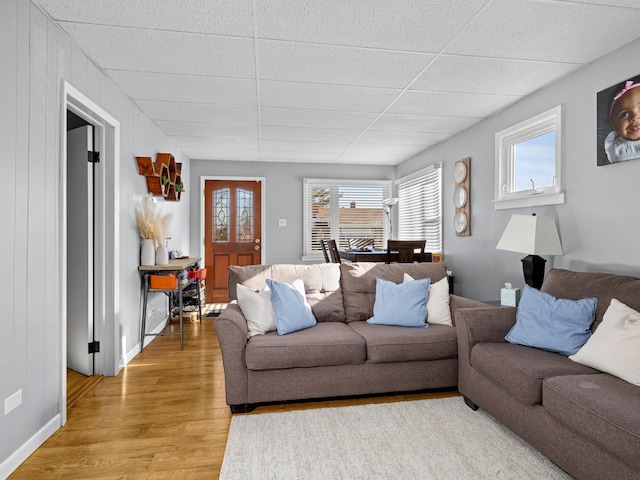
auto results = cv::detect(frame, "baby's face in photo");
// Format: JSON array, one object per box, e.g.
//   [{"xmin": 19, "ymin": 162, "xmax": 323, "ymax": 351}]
[{"xmin": 610, "ymin": 87, "xmax": 640, "ymax": 141}]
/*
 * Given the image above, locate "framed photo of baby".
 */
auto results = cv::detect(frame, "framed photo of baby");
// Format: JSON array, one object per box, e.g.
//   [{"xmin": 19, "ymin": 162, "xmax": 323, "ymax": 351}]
[{"xmin": 597, "ymin": 74, "xmax": 640, "ymax": 166}]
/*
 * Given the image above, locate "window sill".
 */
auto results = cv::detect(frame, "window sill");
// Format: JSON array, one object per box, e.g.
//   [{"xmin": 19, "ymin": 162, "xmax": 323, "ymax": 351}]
[{"xmin": 493, "ymin": 192, "xmax": 565, "ymax": 210}]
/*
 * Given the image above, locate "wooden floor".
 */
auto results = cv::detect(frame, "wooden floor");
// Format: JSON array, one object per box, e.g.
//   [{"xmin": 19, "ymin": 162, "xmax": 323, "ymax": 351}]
[{"xmin": 10, "ymin": 314, "xmax": 458, "ymax": 479}]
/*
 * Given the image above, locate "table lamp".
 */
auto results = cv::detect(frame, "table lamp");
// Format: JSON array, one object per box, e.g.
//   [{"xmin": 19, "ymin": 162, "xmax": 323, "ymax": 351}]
[
  {"xmin": 495, "ymin": 213, "xmax": 563, "ymax": 289},
  {"xmin": 383, "ymin": 197, "xmax": 399, "ymax": 239}
]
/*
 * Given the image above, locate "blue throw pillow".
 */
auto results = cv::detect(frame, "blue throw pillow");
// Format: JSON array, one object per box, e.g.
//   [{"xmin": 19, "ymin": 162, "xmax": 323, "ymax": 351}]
[
  {"xmin": 367, "ymin": 277, "xmax": 431, "ymax": 328},
  {"xmin": 505, "ymin": 285, "xmax": 597, "ymax": 356},
  {"xmin": 265, "ymin": 278, "xmax": 317, "ymax": 335}
]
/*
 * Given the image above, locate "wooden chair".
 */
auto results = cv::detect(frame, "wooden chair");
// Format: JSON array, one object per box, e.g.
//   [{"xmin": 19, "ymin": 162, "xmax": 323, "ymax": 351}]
[
  {"xmin": 320, "ymin": 239, "xmax": 331, "ymax": 263},
  {"xmin": 386, "ymin": 240, "xmax": 426, "ymax": 264},
  {"xmin": 326, "ymin": 239, "xmax": 342, "ymax": 263}
]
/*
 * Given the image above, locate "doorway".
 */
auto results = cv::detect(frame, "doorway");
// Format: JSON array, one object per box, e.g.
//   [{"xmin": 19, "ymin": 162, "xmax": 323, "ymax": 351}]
[
  {"xmin": 203, "ymin": 179, "xmax": 264, "ymax": 303},
  {"xmin": 61, "ymin": 82, "xmax": 120, "ymax": 425}
]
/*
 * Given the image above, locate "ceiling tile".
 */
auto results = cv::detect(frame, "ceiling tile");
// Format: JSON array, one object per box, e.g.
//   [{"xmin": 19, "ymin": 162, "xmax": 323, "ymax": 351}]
[
  {"xmin": 411, "ymin": 55, "xmax": 582, "ymax": 96},
  {"xmin": 256, "ymin": 0, "xmax": 487, "ymax": 52},
  {"xmin": 445, "ymin": 0, "xmax": 640, "ymax": 63},
  {"xmin": 170, "ymin": 135, "xmax": 260, "ymax": 150},
  {"xmin": 260, "ymin": 80, "xmax": 401, "ymax": 113},
  {"xmin": 107, "ymin": 71, "xmax": 257, "ymax": 104},
  {"xmin": 60, "ymin": 22, "xmax": 255, "ymax": 77},
  {"xmin": 356, "ymin": 131, "xmax": 452, "ymax": 145},
  {"xmin": 137, "ymin": 101, "xmax": 258, "ymax": 124},
  {"xmin": 260, "ymin": 150, "xmax": 340, "ymax": 162},
  {"xmin": 260, "ymin": 140, "xmax": 349, "ymax": 154},
  {"xmin": 156, "ymin": 121, "xmax": 259, "ymax": 138},
  {"xmin": 342, "ymin": 143, "xmax": 430, "ymax": 156},
  {"xmin": 260, "ymin": 107, "xmax": 376, "ymax": 130},
  {"xmin": 34, "ymin": 0, "xmax": 255, "ymax": 36},
  {"xmin": 258, "ymin": 40, "xmax": 433, "ymax": 88},
  {"xmin": 335, "ymin": 153, "xmax": 408, "ymax": 165},
  {"xmin": 182, "ymin": 148, "xmax": 260, "ymax": 161},
  {"xmin": 370, "ymin": 114, "xmax": 481, "ymax": 133},
  {"xmin": 388, "ymin": 90, "xmax": 519, "ymax": 117},
  {"xmin": 261, "ymin": 125, "xmax": 361, "ymax": 143}
]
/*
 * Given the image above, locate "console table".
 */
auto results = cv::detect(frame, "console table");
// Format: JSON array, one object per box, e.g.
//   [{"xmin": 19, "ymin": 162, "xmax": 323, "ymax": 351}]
[{"xmin": 139, "ymin": 257, "xmax": 200, "ymax": 351}]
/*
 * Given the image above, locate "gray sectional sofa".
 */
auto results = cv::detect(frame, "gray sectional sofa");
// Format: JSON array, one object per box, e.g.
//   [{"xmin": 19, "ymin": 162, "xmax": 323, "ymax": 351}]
[
  {"xmin": 214, "ymin": 262, "xmax": 485, "ymax": 413},
  {"xmin": 456, "ymin": 268, "xmax": 640, "ymax": 480}
]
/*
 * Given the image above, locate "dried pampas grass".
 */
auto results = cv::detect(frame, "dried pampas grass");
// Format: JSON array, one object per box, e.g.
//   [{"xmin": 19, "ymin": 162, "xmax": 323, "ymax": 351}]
[{"xmin": 135, "ymin": 197, "xmax": 171, "ymax": 247}]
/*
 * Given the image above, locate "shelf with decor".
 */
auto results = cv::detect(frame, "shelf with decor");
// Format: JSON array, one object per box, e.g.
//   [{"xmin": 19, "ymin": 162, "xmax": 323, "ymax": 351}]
[{"xmin": 136, "ymin": 153, "xmax": 185, "ymax": 201}]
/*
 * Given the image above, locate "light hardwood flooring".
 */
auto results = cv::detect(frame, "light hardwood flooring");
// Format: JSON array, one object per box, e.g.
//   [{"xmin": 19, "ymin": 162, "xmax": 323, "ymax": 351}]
[{"xmin": 10, "ymin": 315, "xmax": 458, "ymax": 479}]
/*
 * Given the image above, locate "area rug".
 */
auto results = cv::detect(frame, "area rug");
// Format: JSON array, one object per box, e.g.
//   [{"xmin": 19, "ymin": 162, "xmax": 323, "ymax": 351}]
[{"xmin": 220, "ymin": 396, "xmax": 571, "ymax": 480}]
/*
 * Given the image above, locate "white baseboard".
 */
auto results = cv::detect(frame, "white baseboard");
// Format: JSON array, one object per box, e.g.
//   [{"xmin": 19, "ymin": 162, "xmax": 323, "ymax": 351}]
[
  {"xmin": 121, "ymin": 321, "xmax": 165, "ymax": 369},
  {"xmin": 0, "ymin": 415, "xmax": 61, "ymax": 480}
]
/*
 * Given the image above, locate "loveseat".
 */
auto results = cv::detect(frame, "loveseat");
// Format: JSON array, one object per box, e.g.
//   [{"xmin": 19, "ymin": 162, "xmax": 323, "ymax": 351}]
[
  {"xmin": 214, "ymin": 262, "xmax": 485, "ymax": 413},
  {"xmin": 456, "ymin": 268, "xmax": 640, "ymax": 480}
]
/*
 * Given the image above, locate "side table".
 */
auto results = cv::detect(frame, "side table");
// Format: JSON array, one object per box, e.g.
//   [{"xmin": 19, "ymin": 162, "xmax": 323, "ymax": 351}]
[{"xmin": 139, "ymin": 257, "xmax": 201, "ymax": 351}]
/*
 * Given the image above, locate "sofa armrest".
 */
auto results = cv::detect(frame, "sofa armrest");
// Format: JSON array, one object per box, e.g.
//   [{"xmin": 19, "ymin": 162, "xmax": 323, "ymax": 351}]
[
  {"xmin": 213, "ymin": 302, "xmax": 249, "ymax": 406},
  {"xmin": 456, "ymin": 306, "xmax": 517, "ymax": 346},
  {"xmin": 450, "ymin": 295, "xmax": 491, "ymax": 315}
]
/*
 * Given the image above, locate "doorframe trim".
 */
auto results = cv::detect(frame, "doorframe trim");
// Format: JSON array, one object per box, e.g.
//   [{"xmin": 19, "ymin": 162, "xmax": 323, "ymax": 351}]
[
  {"xmin": 199, "ymin": 176, "xmax": 266, "ymax": 266},
  {"xmin": 61, "ymin": 81, "xmax": 121, "ymax": 425}
]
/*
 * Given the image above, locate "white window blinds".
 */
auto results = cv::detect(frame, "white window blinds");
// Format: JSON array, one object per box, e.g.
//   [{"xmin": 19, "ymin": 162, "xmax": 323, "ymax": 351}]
[
  {"xmin": 303, "ymin": 179, "xmax": 391, "ymax": 259},
  {"xmin": 396, "ymin": 163, "xmax": 442, "ymax": 253}
]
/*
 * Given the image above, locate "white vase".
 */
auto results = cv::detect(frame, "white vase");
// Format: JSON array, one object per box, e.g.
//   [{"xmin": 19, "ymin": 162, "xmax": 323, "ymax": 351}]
[
  {"xmin": 155, "ymin": 245, "xmax": 169, "ymax": 265},
  {"xmin": 140, "ymin": 239, "xmax": 155, "ymax": 266}
]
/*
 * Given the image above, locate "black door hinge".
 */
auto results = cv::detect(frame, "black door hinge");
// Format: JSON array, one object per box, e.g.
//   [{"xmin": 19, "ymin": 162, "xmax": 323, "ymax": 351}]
[
  {"xmin": 88, "ymin": 151, "xmax": 100, "ymax": 163},
  {"xmin": 88, "ymin": 341, "xmax": 100, "ymax": 354}
]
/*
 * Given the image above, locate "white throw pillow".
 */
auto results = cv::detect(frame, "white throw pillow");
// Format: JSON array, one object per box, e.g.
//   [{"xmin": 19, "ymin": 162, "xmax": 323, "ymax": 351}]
[
  {"xmin": 403, "ymin": 274, "xmax": 453, "ymax": 326},
  {"xmin": 236, "ymin": 283, "xmax": 276, "ymax": 337},
  {"xmin": 570, "ymin": 298, "xmax": 640, "ymax": 386}
]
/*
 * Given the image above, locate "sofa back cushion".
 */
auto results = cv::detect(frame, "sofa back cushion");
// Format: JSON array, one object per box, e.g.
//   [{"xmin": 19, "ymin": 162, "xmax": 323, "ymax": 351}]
[
  {"xmin": 340, "ymin": 262, "xmax": 447, "ymax": 323},
  {"xmin": 541, "ymin": 268, "xmax": 640, "ymax": 330},
  {"xmin": 228, "ymin": 264, "xmax": 345, "ymax": 323}
]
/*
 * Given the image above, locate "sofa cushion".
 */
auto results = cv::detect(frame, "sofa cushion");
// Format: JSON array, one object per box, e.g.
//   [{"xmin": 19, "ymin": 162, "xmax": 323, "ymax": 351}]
[
  {"xmin": 266, "ymin": 278, "xmax": 317, "ymax": 335},
  {"xmin": 349, "ymin": 322, "xmax": 457, "ymax": 363},
  {"xmin": 340, "ymin": 262, "xmax": 447, "ymax": 323},
  {"xmin": 245, "ymin": 322, "xmax": 365, "ymax": 370},
  {"xmin": 236, "ymin": 283, "xmax": 276, "ymax": 337},
  {"xmin": 505, "ymin": 285, "xmax": 597, "ymax": 356},
  {"xmin": 542, "ymin": 268, "xmax": 640, "ymax": 330},
  {"xmin": 404, "ymin": 274, "xmax": 453, "ymax": 326},
  {"xmin": 228, "ymin": 264, "xmax": 345, "ymax": 323},
  {"xmin": 570, "ymin": 298, "xmax": 640, "ymax": 386},
  {"xmin": 367, "ymin": 277, "xmax": 430, "ymax": 328},
  {"xmin": 543, "ymin": 374, "xmax": 640, "ymax": 470},
  {"xmin": 470, "ymin": 342, "xmax": 598, "ymax": 405}
]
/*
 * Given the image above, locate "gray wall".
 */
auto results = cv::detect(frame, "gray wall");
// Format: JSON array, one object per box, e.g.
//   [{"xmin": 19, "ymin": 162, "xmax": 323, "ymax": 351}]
[
  {"xmin": 189, "ymin": 161, "xmax": 396, "ymax": 265},
  {"xmin": 399, "ymin": 37, "xmax": 640, "ymax": 301},
  {"xmin": 1, "ymin": 0, "xmax": 190, "ymax": 472},
  {"xmin": 191, "ymin": 38, "xmax": 640, "ymax": 302}
]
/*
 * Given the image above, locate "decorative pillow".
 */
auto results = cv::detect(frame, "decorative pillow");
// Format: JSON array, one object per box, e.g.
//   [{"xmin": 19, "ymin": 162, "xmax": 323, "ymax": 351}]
[
  {"xmin": 505, "ymin": 285, "xmax": 597, "ymax": 356},
  {"xmin": 265, "ymin": 278, "xmax": 317, "ymax": 335},
  {"xmin": 236, "ymin": 283, "xmax": 276, "ymax": 337},
  {"xmin": 368, "ymin": 277, "xmax": 431, "ymax": 328},
  {"xmin": 570, "ymin": 299, "xmax": 640, "ymax": 386},
  {"xmin": 404, "ymin": 274, "xmax": 452, "ymax": 326}
]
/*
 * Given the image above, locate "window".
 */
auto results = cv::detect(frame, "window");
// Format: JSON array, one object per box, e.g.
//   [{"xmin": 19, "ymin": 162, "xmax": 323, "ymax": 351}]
[
  {"xmin": 303, "ymin": 179, "xmax": 391, "ymax": 260},
  {"xmin": 396, "ymin": 163, "xmax": 442, "ymax": 253},
  {"xmin": 494, "ymin": 105, "xmax": 565, "ymax": 210}
]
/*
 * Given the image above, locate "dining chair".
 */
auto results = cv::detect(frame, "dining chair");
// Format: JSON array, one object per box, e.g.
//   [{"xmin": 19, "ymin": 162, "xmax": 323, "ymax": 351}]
[
  {"xmin": 326, "ymin": 239, "xmax": 342, "ymax": 263},
  {"xmin": 320, "ymin": 239, "xmax": 331, "ymax": 263},
  {"xmin": 386, "ymin": 240, "xmax": 426, "ymax": 264}
]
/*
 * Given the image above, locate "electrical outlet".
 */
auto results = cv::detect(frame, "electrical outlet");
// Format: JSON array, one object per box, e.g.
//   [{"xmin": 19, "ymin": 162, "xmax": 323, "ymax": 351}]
[
  {"xmin": 5, "ymin": 390, "xmax": 22, "ymax": 415},
  {"xmin": 278, "ymin": 219, "xmax": 286, "ymax": 226}
]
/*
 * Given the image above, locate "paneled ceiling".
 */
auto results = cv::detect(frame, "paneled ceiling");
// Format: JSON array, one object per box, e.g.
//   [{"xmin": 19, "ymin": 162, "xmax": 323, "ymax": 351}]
[{"xmin": 33, "ymin": 0, "xmax": 640, "ymax": 165}]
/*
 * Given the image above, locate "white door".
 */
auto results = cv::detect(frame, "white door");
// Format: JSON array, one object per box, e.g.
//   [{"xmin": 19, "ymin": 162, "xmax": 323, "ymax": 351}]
[{"xmin": 66, "ymin": 124, "xmax": 95, "ymax": 376}]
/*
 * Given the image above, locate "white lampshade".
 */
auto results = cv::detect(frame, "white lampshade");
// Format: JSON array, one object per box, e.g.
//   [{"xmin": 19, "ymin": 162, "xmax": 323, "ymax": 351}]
[
  {"xmin": 496, "ymin": 214, "xmax": 563, "ymax": 256},
  {"xmin": 383, "ymin": 197, "xmax": 399, "ymax": 207}
]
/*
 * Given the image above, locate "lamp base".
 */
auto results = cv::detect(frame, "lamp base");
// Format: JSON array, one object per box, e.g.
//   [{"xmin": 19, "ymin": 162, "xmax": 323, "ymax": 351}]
[{"xmin": 521, "ymin": 254, "xmax": 546, "ymax": 290}]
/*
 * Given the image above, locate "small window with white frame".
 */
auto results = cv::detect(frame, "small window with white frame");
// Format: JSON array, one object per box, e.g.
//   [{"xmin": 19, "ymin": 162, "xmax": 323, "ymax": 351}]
[{"xmin": 494, "ymin": 105, "xmax": 565, "ymax": 210}]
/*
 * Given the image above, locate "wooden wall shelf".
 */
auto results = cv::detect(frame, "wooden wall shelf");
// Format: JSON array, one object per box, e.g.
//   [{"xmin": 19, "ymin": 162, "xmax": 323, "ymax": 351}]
[{"xmin": 136, "ymin": 153, "xmax": 185, "ymax": 201}]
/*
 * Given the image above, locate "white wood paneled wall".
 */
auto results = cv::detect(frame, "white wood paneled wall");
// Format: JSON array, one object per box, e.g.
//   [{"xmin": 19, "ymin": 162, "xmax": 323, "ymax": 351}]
[{"xmin": 0, "ymin": 0, "xmax": 190, "ymax": 474}]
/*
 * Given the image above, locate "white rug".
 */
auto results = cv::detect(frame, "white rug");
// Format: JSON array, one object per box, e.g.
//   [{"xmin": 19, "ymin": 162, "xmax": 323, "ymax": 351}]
[{"xmin": 220, "ymin": 396, "xmax": 571, "ymax": 480}]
